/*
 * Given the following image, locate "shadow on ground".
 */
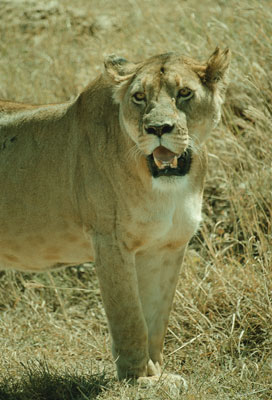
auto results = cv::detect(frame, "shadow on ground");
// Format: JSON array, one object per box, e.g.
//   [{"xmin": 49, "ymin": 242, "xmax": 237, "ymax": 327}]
[{"xmin": 0, "ymin": 360, "xmax": 110, "ymax": 400}]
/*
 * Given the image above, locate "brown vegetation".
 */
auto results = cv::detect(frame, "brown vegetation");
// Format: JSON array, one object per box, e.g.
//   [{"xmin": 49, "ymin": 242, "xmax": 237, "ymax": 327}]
[{"xmin": 0, "ymin": 0, "xmax": 271, "ymax": 398}]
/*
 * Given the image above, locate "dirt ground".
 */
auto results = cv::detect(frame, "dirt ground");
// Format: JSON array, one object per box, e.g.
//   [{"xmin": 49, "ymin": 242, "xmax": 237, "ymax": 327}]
[{"xmin": 0, "ymin": 0, "xmax": 271, "ymax": 399}]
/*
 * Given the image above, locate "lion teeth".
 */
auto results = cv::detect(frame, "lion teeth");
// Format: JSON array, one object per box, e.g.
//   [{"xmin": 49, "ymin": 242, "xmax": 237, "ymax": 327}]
[
  {"xmin": 153, "ymin": 155, "xmax": 179, "ymax": 170},
  {"xmin": 170, "ymin": 156, "xmax": 178, "ymax": 168},
  {"xmin": 154, "ymin": 156, "xmax": 165, "ymax": 170}
]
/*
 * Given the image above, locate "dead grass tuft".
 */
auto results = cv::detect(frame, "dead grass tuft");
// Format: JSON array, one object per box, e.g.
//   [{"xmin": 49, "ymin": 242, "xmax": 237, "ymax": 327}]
[{"xmin": 0, "ymin": 360, "xmax": 110, "ymax": 400}]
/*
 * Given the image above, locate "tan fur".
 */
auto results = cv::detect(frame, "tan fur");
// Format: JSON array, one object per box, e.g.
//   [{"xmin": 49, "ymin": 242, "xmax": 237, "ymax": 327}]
[{"xmin": 0, "ymin": 48, "xmax": 230, "ymax": 380}]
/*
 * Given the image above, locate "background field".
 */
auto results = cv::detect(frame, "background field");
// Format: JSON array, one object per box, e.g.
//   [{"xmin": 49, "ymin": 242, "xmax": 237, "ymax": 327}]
[{"xmin": 0, "ymin": 0, "xmax": 271, "ymax": 399}]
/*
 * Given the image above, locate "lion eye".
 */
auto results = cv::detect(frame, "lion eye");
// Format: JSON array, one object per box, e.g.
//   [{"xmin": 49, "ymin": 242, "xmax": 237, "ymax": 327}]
[
  {"xmin": 178, "ymin": 87, "xmax": 193, "ymax": 99},
  {"xmin": 133, "ymin": 92, "xmax": 146, "ymax": 102}
]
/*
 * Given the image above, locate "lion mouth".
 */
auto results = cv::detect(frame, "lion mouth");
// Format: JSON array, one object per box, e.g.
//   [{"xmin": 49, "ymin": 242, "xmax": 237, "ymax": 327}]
[{"xmin": 147, "ymin": 146, "xmax": 192, "ymax": 178}]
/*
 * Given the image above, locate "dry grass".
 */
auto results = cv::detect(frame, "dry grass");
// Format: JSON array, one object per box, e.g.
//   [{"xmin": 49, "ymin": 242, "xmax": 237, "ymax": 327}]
[{"xmin": 0, "ymin": 0, "xmax": 271, "ymax": 399}]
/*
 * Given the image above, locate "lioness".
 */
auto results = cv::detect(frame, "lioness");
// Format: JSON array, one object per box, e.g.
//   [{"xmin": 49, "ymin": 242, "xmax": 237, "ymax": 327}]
[{"xmin": 0, "ymin": 48, "xmax": 230, "ymax": 382}]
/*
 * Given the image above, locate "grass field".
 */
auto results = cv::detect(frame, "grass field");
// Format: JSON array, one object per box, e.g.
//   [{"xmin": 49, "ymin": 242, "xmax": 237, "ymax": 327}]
[{"xmin": 0, "ymin": 0, "xmax": 271, "ymax": 399}]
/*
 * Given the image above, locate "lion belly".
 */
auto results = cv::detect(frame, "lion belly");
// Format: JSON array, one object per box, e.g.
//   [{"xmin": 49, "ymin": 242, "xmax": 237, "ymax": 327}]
[{"xmin": 0, "ymin": 226, "xmax": 95, "ymax": 271}]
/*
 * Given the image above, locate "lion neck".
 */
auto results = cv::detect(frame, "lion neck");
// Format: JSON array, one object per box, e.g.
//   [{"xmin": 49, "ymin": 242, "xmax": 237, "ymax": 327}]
[{"xmin": 76, "ymin": 75, "xmax": 152, "ymax": 189}]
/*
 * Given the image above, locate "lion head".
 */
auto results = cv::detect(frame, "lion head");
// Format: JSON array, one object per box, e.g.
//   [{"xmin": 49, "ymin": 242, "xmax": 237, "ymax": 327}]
[{"xmin": 104, "ymin": 48, "xmax": 230, "ymax": 180}]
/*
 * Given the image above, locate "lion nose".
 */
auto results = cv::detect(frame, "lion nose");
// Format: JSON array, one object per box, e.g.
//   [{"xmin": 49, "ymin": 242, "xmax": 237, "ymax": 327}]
[{"xmin": 145, "ymin": 123, "xmax": 174, "ymax": 137}]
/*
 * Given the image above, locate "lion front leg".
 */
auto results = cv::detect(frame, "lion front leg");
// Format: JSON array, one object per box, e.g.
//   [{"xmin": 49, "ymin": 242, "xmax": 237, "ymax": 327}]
[
  {"xmin": 94, "ymin": 234, "xmax": 149, "ymax": 380},
  {"xmin": 136, "ymin": 247, "xmax": 186, "ymax": 372}
]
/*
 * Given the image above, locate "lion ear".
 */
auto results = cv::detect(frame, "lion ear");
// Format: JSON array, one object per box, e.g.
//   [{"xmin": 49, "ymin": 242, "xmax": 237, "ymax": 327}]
[
  {"xmin": 104, "ymin": 55, "xmax": 136, "ymax": 83},
  {"xmin": 202, "ymin": 47, "xmax": 231, "ymax": 84}
]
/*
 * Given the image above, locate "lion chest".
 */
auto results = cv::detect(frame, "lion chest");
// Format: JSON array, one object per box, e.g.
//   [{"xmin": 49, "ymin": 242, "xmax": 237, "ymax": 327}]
[{"xmin": 124, "ymin": 185, "xmax": 203, "ymax": 253}]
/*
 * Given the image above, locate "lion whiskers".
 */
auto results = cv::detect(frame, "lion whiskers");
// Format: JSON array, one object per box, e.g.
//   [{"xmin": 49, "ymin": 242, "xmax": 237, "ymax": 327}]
[
  {"xmin": 187, "ymin": 137, "xmax": 206, "ymax": 168},
  {"xmin": 124, "ymin": 133, "xmax": 203, "ymax": 167},
  {"xmin": 188, "ymin": 137, "xmax": 201, "ymax": 155},
  {"xmin": 125, "ymin": 143, "xmax": 143, "ymax": 162}
]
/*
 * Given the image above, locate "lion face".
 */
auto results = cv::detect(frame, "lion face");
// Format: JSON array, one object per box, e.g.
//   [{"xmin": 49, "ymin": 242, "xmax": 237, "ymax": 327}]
[{"xmin": 105, "ymin": 49, "xmax": 230, "ymax": 179}]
